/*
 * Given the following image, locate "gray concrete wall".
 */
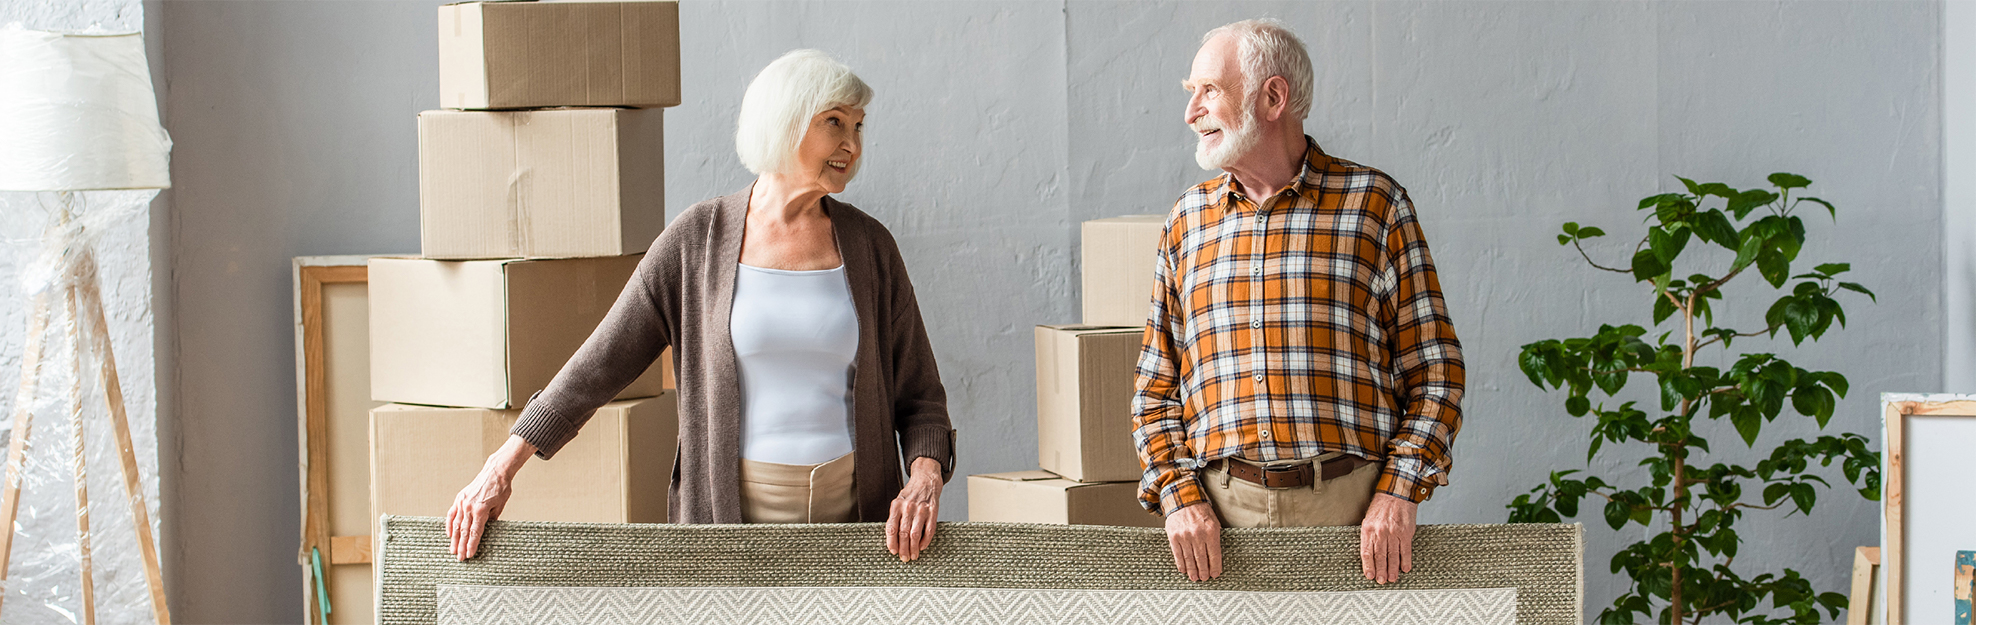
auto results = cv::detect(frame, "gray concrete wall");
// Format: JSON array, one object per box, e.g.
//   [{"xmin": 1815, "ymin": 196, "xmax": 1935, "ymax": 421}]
[{"xmin": 143, "ymin": 1, "xmax": 1950, "ymax": 622}]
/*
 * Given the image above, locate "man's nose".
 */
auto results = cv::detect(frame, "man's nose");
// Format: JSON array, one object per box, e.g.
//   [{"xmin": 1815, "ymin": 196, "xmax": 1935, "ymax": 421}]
[{"xmin": 1185, "ymin": 95, "xmax": 1202, "ymax": 126}]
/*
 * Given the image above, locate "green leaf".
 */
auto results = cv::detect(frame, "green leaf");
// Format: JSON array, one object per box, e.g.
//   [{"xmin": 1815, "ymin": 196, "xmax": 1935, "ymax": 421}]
[
  {"xmin": 1649, "ymin": 227, "xmax": 1690, "ymax": 266},
  {"xmin": 1731, "ymin": 235, "xmax": 1764, "ymax": 273},
  {"xmin": 1792, "ymin": 482, "xmax": 1817, "ymax": 514},
  {"xmin": 1814, "ymin": 263, "xmax": 1850, "ymax": 276},
  {"xmin": 1782, "ymin": 216, "xmax": 1808, "ymax": 258},
  {"xmin": 1566, "ymin": 396, "xmax": 1591, "ymax": 417},
  {"xmin": 1577, "ymin": 226, "xmax": 1606, "ymax": 239},
  {"xmin": 1652, "ymin": 294, "xmax": 1677, "ymax": 326},
  {"xmin": 1697, "ymin": 210, "xmax": 1740, "ymax": 249},
  {"xmin": 1766, "ymin": 295, "xmax": 1792, "ymax": 332},
  {"xmin": 1792, "ymin": 388, "xmax": 1822, "ymax": 419},
  {"xmin": 1838, "ymin": 281, "xmax": 1877, "ymax": 302},
  {"xmin": 1758, "ymin": 249, "xmax": 1790, "ymax": 288},
  {"xmin": 1556, "ymin": 234, "xmax": 1571, "ymax": 245},
  {"xmin": 1519, "ymin": 349, "xmax": 1548, "ymax": 389},
  {"xmin": 1727, "ymin": 189, "xmax": 1779, "ymax": 219},
  {"xmin": 1637, "ymin": 193, "xmax": 1681, "ymax": 210},
  {"xmin": 1629, "ymin": 504, "xmax": 1651, "ymax": 527},
  {"xmin": 1631, "ymin": 247, "xmax": 1667, "ymax": 281},
  {"xmin": 1733, "ymin": 408, "xmax": 1762, "ymax": 446},
  {"xmin": 1763, "ymin": 483, "xmax": 1788, "ymax": 505},
  {"xmin": 1815, "ymin": 387, "xmax": 1839, "ymax": 428},
  {"xmin": 1785, "ymin": 299, "xmax": 1818, "ymax": 345},
  {"xmin": 1562, "ymin": 222, "xmax": 1580, "ymax": 236},
  {"xmin": 1768, "ymin": 172, "xmax": 1812, "ymax": 189},
  {"xmin": 1798, "ymin": 196, "xmax": 1836, "ymax": 219},
  {"xmin": 1604, "ymin": 500, "xmax": 1630, "ymax": 530},
  {"xmin": 1823, "ymin": 372, "xmax": 1850, "ymax": 397}
]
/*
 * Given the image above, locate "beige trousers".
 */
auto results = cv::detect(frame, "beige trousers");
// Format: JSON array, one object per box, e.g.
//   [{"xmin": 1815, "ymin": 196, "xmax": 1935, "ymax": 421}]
[
  {"xmin": 1198, "ymin": 453, "xmax": 1382, "ymax": 528},
  {"xmin": 739, "ymin": 453, "xmax": 858, "ymax": 524}
]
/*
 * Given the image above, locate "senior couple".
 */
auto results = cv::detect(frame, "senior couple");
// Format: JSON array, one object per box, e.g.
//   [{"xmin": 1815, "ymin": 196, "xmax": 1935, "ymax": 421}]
[{"xmin": 445, "ymin": 18, "xmax": 1465, "ymax": 585}]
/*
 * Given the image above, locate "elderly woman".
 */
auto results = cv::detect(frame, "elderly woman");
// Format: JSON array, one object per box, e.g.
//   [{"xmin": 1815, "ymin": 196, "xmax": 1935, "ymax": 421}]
[{"xmin": 445, "ymin": 49, "xmax": 955, "ymax": 563}]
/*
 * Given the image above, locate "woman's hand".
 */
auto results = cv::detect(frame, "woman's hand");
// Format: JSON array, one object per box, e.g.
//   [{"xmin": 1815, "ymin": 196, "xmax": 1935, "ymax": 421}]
[
  {"xmin": 445, "ymin": 435, "xmax": 537, "ymax": 561},
  {"xmin": 885, "ymin": 457, "xmax": 943, "ymax": 562}
]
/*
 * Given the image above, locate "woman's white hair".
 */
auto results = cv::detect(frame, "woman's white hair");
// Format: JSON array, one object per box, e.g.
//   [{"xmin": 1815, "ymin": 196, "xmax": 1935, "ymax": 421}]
[
  {"xmin": 735, "ymin": 49, "xmax": 874, "ymax": 176},
  {"xmin": 1202, "ymin": 19, "xmax": 1314, "ymax": 121}
]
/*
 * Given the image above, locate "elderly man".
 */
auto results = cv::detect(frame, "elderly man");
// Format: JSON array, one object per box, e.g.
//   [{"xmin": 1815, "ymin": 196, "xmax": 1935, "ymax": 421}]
[{"xmin": 1131, "ymin": 19, "xmax": 1465, "ymax": 585}]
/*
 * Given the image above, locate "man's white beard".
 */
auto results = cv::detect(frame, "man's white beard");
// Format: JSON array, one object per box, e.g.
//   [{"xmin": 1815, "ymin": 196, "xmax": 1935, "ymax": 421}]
[{"xmin": 1194, "ymin": 99, "xmax": 1263, "ymax": 171}]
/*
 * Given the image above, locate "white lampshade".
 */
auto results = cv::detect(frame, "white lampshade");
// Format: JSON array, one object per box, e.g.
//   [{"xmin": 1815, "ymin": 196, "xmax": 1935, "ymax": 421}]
[{"xmin": 0, "ymin": 25, "xmax": 172, "ymax": 192}]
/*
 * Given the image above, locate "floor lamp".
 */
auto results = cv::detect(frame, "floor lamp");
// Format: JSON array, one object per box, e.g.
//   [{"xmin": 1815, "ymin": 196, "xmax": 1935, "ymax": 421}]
[{"xmin": 0, "ymin": 26, "xmax": 173, "ymax": 624}]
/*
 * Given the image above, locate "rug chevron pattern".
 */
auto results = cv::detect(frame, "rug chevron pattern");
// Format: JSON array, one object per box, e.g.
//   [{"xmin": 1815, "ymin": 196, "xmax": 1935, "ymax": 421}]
[
  {"xmin": 434, "ymin": 585, "xmax": 1519, "ymax": 625},
  {"xmin": 377, "ymin": 516, "xmax": 1582, "ymax": 625}
]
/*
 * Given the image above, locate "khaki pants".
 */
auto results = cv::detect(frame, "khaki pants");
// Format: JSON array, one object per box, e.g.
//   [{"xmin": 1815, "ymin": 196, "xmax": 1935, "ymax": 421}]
[
  {"xmin": 1198, "ymin": 453, "xmax": 1381, "ymax": 528},
  {"xmin": 739, "ymin": 453, "xmax": 858, "ymax": 524}
]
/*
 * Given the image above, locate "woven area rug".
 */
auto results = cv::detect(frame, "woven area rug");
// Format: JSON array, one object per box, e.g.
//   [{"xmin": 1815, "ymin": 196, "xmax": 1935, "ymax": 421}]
[
  {"xmin": 434, "ymin": 585, "xmax": 1519, "ymax": 625},
  {"xmin": 378, "ymin": 516, "xmax": 1581, "ymax": 625}
]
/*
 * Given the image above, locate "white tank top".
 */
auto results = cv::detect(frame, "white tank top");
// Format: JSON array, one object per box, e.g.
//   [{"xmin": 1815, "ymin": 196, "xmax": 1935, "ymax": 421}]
[{"xmin": 730, "ymin": 263, "xmax": 859, "ymax": 465}]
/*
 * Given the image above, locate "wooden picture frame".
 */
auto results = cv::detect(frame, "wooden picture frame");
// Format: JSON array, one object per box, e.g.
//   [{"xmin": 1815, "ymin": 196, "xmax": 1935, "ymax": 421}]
[
  {"xmin": 295, "ymin": 257, "xmax": 379, "ymax": 625},
  {"xmin": 1853, "ymin": 546, "xmax": 1881, "ymax": 624},
  {"xmin": 1883, "ymin": 395, "xmax": 1976, "ymax": 625}
]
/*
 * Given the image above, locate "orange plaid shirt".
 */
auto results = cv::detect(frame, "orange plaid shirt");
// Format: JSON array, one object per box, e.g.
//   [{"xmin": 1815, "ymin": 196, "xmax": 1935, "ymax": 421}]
[{"xmin": 1132, "ymin": 137, "xmax": 1465, "ymax": 516}]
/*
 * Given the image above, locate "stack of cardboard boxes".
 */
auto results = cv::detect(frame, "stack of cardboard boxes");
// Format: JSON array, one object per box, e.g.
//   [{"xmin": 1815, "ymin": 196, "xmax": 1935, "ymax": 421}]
[
  {"xmin": 968, "ymin": 215, "xmax": 1169, "ymax": 528},
  {"xmin": 368, "ymin": 0, "xmax": 683, "ymax": 534}
]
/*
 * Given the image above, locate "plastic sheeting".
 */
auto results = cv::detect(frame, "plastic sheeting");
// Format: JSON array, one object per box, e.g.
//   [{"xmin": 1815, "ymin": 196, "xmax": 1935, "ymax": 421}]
[
  {"xmin": 0, "ymin": 190, "xmax": 163, "ymax": 625},
  {"xmin": 0, "ymin": 25, "xmax": 172, "ymax": 191}
]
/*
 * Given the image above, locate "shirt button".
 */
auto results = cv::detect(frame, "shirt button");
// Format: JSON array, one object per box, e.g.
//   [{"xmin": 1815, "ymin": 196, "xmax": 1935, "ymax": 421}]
[
  {"xmin": 1253, "ymin": 373, "xmax": 1264, "ymax": 382},
  {"xmin": 1251, "ymin": 320, "xmax": 1262, "ymax": 328},
  {"xmin": 1260, "ymin": 430, "xmax": 1271, "ymax": 438},
  {"xmin": 1251, "ymin": 267, "xmax": 1261, "ymax": 275}
]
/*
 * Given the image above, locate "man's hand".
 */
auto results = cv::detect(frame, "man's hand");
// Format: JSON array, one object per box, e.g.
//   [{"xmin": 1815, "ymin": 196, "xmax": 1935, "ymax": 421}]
[
  {"xmin": 1359, "ymin": 493, "xmax": 1417, "ymax": 584},
  {"xmin": 1165, "ymin": 502, "xmax": 1223, "ymax": 582}
]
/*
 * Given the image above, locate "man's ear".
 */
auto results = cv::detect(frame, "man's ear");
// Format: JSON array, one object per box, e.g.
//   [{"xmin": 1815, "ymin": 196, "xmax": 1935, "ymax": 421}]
[{"xmin": 1261, "ymin": 75, "xmax": 1291, "ymax": 123}]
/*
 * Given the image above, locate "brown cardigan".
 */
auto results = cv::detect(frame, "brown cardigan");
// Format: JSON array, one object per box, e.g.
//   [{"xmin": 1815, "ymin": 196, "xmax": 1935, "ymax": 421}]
[{"xmin": 510, "ymin": 185, "xmax": 956, "ymax": 523}]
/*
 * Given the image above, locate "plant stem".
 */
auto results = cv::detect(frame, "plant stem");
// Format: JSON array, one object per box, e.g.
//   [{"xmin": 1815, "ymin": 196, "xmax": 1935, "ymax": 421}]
[{"xmin": 1670, "ymin": 290, "xmax": 1696, "ymax": 625}]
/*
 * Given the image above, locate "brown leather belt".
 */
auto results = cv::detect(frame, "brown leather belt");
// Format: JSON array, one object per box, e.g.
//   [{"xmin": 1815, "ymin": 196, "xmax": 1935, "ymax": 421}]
[{"xmin": 1223, "ymin": 455, "xmax": 1369, "ymax": 489}]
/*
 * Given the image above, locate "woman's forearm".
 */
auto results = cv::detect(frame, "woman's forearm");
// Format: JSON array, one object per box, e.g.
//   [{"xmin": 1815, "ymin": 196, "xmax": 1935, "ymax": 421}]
[{"xmin": 488, "ymin": 435, "xmax": 540, "ymax": 479}]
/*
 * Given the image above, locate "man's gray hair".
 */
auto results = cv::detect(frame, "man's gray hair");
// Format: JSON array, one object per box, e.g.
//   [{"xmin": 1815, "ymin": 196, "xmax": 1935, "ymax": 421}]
[
  {"xmin": 736, "ymin": 49, "xmax": 874, "ymax": 176},
  {"xmin": 1202, "ymin": 19, "xmax": 1314, "ymax": 121}
]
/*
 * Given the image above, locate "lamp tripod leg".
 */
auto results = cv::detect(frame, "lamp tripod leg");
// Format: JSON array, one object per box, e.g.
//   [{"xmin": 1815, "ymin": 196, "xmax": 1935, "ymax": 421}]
[
  {"xmin": 0, "ymin": 291, "xmax": 53, "ymax": 616},
  {"xmin": 63, "ymin": 284, "xmax": 96, "ymax": 625},
  {"xmin": 74, "ymin": 250, "xmax": 171, "ymax": 624}
]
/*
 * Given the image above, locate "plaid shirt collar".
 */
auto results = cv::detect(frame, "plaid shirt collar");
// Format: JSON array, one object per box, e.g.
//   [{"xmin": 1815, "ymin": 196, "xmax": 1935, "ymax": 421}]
[{"xmin": 1217, "ymin": 135, "xmax": 1334, "ymax": 208}]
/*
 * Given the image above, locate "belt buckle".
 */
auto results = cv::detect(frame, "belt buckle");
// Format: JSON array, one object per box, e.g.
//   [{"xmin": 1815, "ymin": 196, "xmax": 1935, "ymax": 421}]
[{"xmin": 1261, "ymin": 463, "xmax": 1302, "ymax": 488}]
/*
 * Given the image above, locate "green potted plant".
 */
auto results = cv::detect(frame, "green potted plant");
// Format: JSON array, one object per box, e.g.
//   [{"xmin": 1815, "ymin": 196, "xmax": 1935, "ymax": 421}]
[{"xmin": 1507, "ymin": 174, "xmax": 1881, "ymax": 625}]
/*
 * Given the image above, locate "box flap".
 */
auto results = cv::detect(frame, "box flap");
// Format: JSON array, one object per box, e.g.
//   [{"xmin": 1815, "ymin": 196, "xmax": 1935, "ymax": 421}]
[
  {"xmin": 1037, "ymin": 324, "xmax": 1143, "ymax": 335},
  {"xmin": 1089, "ymin": 214, "xmax": 1169, "ymax": 225},
  {"xmin": 978, "ymin": 470, "xmax": 1066, "ymax": 483},
  {"xmin": 368, "ymin": 258, "xmax": 511, "ymax": 408}
]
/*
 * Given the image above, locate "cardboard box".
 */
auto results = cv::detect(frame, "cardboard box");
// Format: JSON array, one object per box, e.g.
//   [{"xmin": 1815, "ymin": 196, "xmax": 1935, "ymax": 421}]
[
  {"xmin": 438, "ymin": 1, "xmax": 681, "ymax": 110},
  {"xmin": 1081, "ymin": 215, "xmax": 1168, "ymax": 327},
  {"xmin": 418, "ymin": 108, "xmax": 664, "ymax": 259},
  {"xmin": 368, "ymin": 256, "xmax": 664, "ymax": 409},
  {"xmin": 1036, "ymin": 325, "xmax": 1145, "ymax": 482},
  {"xmin": 967, "ymin": 471, "xmax": 1161, "ymax": 528},
  {"xmin": 370, "ymin": 394, "xmax": 677, "ymax": 524}
]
